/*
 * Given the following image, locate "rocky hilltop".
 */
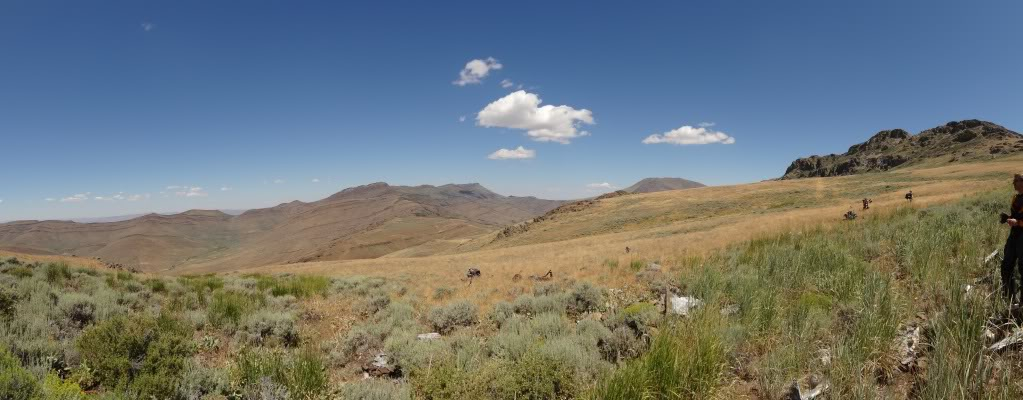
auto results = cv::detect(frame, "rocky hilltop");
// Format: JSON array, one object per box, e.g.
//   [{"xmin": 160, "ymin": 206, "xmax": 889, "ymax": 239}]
[{"xmin": 782, "ymin": 120, "xmax": 1023, "ymax": 179}]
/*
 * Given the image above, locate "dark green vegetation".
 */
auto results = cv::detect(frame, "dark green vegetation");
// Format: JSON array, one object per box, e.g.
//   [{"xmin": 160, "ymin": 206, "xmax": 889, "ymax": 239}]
[{"xmin": 2, "ymin": 191, "xmax": 1023, "ymax": 399}]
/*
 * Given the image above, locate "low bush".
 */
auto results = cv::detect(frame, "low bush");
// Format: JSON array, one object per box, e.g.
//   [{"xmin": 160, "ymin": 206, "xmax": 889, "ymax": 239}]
[
  {"xmin": 428, "ymin": 300, "xmax": 478, "ymax": 334},
  {"xmin": 341, "ymin": 379, "xmax": 412, "ymax": 400},
  {"xmin": 238, "ymin": 310, "xmax": 300, "ymax": 347},
  {"xmin": 568, "ymin": 282, "xmax": 604, "ymax": 314},
  {"xmin": 45, "ymin": 262, "xmax": 73, "ymax": 284},
  {"xmin": 234, "ymin": 348, "xmax": 327, "ymax": 399},
  {"xmin": 207, "ymin": 290, "xmax": 265, "ymax": 329},
  {"xmin": 0, "ymin": 347, "xmax": 39, "ymax": 400},
  {"xmin": 76, "ymin": 313, "xmax": 193, "ymax": 397}
]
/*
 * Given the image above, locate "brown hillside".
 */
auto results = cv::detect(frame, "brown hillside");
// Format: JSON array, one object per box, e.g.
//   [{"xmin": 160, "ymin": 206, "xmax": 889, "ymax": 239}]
[{"xmin": 0, "ymin": 183, "xmax": 562, "ymax": 272}]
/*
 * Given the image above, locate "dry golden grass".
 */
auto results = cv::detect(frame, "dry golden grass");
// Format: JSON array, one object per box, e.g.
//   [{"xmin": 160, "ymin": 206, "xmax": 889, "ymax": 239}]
[
  {"xmin": 0, "ymin": 249, "xmax": 110, "ymax": 271},
  {"xmin": 173, "ymin": 155, "xmax": 1022, "ymax": 309}
]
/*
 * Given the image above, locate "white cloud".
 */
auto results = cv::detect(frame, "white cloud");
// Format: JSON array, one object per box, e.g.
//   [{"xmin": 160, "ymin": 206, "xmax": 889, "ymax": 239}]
[
  {"xmin": 0, "ymin": 199, "xmax": 3, "ymax": 204},
  {"xmin": 488, "ymin": 146, "xmax": 536, "ymax": 160},
  {"xmin": 220, "ymin": 187, "xmax": 232, "ymax": 191},
  {"xmin": 166, "ymin": 185, "xmax": 182, "ymax": 190},
  {"xmin": 273, "ymin": 179, "xmax": 285, "ymax": 184},
  {"xmin": 45, "ymin": 198, "xmax": 55, "ymax": 202},
  {"xmin": 642, "ymin": 125, "xmax": 736, "ymax": 145},
  {"xmin": 500, "ymin": 79, "xmax": 514, "ymax": 88},
  {"xmin": 586, "ymin": 182, "xmax": 617, "ymax": 190},
  {"xmin": 174, "ymin": 187, "xmax": 207, "ymax": 197},
  {"xmin": 127, "ymin": 194, "xmax": 149, "ymax": 201},
  {"xmin": 477, "ymin": 90, "xmax": 594, "ymax": 144},
  {"xmin": 311, "ymin": 178, "xmax": 320, "ymax": 183},
  {"xmin": 459, "ymin": 115, "xmax": 466, "ymax": 123},
  {"xmin": 141, "ymin": 22, "xmax": 156, "ymax": 31},
  {"xmin": 453, "ymin": 57, "xmax": 502, "ymax": 86},
  {"xmin": 61, "ymin": 193, "xmax": 89, "ymax": 203},
  {"xmin": 698, "ymin": 122, "xmax": 716, "ymax": 128}
]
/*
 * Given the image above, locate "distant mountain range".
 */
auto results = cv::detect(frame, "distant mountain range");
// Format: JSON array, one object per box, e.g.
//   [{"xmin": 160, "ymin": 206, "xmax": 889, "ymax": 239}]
[
  {"xmin": 624, "ymin": 177, "xmax": 705, "ymax": 193},
  {"xmin": 782, "ymin": 119, "xmax": 1023, "ymax": 179},
  {"xmin": 69, "ymin": 210, "xmax": 247, "ymax": 224},
  {"xmin": 0, "ymin": 183, "xmax": 562, "ymax": 272}
]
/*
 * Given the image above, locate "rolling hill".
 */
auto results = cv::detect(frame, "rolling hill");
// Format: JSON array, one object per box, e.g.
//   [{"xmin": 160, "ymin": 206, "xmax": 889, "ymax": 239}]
[{"xmin": 0, "ymin": 183, "xmax": 562, "ymax": 272}]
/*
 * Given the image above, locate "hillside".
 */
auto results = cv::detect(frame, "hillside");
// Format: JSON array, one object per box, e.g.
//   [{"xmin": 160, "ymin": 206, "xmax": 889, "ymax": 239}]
[
  {"xmin": 782, "ymin": 119, "xmax": 1023, "ymax": 179},
  {"xmin": 0, "ymin": 183, "xmax": 562, "ymax": 272},
  {"xmin": 624, "ymin": 177, "xmax": 705, "ymax": 193}
]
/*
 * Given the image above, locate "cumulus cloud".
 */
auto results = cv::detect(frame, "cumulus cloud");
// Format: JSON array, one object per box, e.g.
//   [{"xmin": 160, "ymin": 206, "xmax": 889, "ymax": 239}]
[
  {"xmin": 60, "ymin": 193, "xmax": 89, "ymax": 203},
  {"xmin": 477, "ymin": 90, "xmax": 594, "ymax": 144},
  {"xmin": 586, "ymin": 182, "xmax": 617, "ymax": 190},
  {"xmin": 453, "ymin": 57, "xmax": 502, "ymax": 86},
  {"xmin": 642, "ymin": 125, "xmax": 736, "ymax": 145},
  {"xmin": 141, "ymin": 22, "xmax": 156, "ymax": 32},
  {"xmin": 488, "ymin": 146, "xmax": 536, "ymax": 160}
]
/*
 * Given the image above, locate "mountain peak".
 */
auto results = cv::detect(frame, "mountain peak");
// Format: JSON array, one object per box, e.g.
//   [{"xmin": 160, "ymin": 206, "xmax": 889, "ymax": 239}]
[{"xmin": 624, "ymin": 177, "xmax": 706, "ymax": 193}]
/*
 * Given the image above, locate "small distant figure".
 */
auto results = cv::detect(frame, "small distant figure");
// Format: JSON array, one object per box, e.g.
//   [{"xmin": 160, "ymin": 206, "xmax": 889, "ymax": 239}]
[
  {"xmin": 466, "ymin": 267, "xmax": 481, "ymax": 286},
  {"xmin": 625, "ymin": 246, "xmax": 631, "ymax": 254},
  {"xmin": 862, "ymin": 198, "xmax": 872, "ymax": 210},
  {"xmin": 905, "ymin": 191, "xmax": 914, "ymax": 202},
  {"xmin": 512, "ymin": 273, "xmax": 522, "ymax": 282},
  {"xmin": 844, "ymin": 210, "xmax": 858, "ymax": 220},
  {"xmin": 530, "ymin": 270, "xmax": 554, "ymax": 281}
]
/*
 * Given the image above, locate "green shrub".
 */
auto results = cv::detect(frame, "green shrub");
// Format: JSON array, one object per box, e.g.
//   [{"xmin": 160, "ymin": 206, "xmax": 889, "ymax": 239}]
[
  {"xmin": 433, "ymin": 286, "xmax": 455, "ymax": 300},
  {"xmin": 176, "ymin": 359, "xmax": 228, "ymax": 400},
  {"xmin": 76, "ymin": 313, "xmax": 193, "ymax": 397},
  {"xmin": 234, "ymin": 348, "xmax": 327, "ymax": 399},
  {"xmin": 252, "ymin": 274, "xmax": 331, "ymax": 298},
  {"xmin": 4, "ymin": 266, "xmax": 33, "ymax": 279},
  {"xmin": 0, "ymin": 289, "xmax": 17, "ymax": 320},
  {"xmin": 207, "ymin": 290, "xmax": 264, "ymax": 328},
  {"xmin": 39, "ymin": 373, "xmax": 85, "ymax": 400},
  {"xmin": 428, "ymin": 300, "xmax": 478, "ymax": 334},
  {"xmin": 629, "ymin": 259, "xmax": 645, "ymax": 271},
  {"xmin": 513, "ymin": 293, "xmax": 568, "ymax": 315},
  {"xmin": 489, "ymin": 301, "xmax": 515, "ymax": 328},
  {"xmin": 0, "ymin": 347, "xmax": 38, "ymax": 400},
  {"xmin": 142, "ymin": 279, "xmax": 167, "ymax": 293},
  {"xmin": 45, "ymin": 262, "xmax": 73, "ymax": 284}
]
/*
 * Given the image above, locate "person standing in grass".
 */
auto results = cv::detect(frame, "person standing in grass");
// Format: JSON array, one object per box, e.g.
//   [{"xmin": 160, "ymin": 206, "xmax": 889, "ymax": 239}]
[{"xmin": 1001, "ymin": 173, "xmax": 1023, "ymax": 302}]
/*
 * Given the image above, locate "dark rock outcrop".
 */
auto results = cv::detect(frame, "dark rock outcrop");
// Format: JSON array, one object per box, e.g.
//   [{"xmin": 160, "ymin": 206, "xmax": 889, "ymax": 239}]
[{"xmin": 782, "ymin": 120, "xmax": 1021, "ymax": 179}]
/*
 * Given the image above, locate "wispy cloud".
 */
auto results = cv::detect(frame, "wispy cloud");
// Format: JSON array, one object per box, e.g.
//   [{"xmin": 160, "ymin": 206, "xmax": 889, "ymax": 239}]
[
  {"xmin": 127, "ymin": 194, "xmax": 150, "ymax": 201},
  {"xmin": 60, "ymin": 193, "xmax": 90, "ymax": 203},
  {"xmin": 642, "ymin": 124, "xmax": 736, "ymax": 145},
  {"xmin": 586, "ymin": 182, "xmax": 617, "ymax": 190},
  {"xmin": 141, "ymin": 22, "xmax": 156, "ymax": 32},
  {"xmin": 488, "ymin": 146, "xmax": 536, "ymax": 160},
  {"xmin": 453, "ymin": 57, "xmax": 502, "ymax": 86},
  {"xmin": 45, "ymin": 198, "xmax": 55, "ymax": 202},
  {"xmin": 500, "ymin": 79, "xmax": 514, "ymax": 88},
  {"xmin": 459, "ymin": 115, "xmax": 466, "ymax": 123},
  {"xmin": 273, "ymin": 179, "xmax": 285, "ymax": 184},
  {"xmin": 477, "ymin": 90, "xmax": 594, "ymax": 144},
  {"xmin": 174, "ymin": 187, "xmax": 207, "ymax": 197},
  {"xmin": 311, "ymin": 178, "xmax": 320, "ymax": 183},
  {"xmin": 220, "ymin": 187, "xmax": 232, "ymax": 191},
  {"xmin": 698, "ymin": 122, "xmax": 716, "ymax": 128}
]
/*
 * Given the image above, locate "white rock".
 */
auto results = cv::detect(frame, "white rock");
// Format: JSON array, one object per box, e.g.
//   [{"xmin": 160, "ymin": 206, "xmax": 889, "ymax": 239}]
[
  {"xmin": 417, "ymin": 332, "xmax": 442, "ymax": 340},
  {"xmin": 669, "ymin": 295, "xmax": 703, "ymax": 316}
]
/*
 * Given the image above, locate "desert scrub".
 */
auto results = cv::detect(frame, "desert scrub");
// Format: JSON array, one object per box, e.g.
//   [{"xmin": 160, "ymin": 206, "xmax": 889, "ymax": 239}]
[
  {"xmin": 251, "ymin": 273, "xmax": 331, "ymax": 298},
  {"xmin": 428, "ymin": 300, "xmax": 478, "ymax": 334},
  {"xmin": 237, "ymin": 310, "xmax": 300, "ymax": 347},
  {"xmin": 233, "ymin": 347, "xmax": 327, "ymax": 399},
  {"xmin": 0, "ymin": 346, "xmax": 39, "ymax": 400},
  {"xmin": 76, "ymin": 313, "xmax": 193, "ymax": 397},
  {"xmin": 568, "ymin": 281, "xmax": 605, "ymax": 314},
  {"xmin": 206, "ymin": 289, "xmax": 266, "ymax": 329},
  {"xmin": 340, "ymin": 379, "xmax": 412, "ymax": 400}
]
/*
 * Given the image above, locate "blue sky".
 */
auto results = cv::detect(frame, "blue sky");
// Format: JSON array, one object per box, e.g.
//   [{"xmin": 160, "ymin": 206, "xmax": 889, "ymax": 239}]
[{"xmin": 1, "ymin": 0, "xmax": 1021, "ymax": 221}]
